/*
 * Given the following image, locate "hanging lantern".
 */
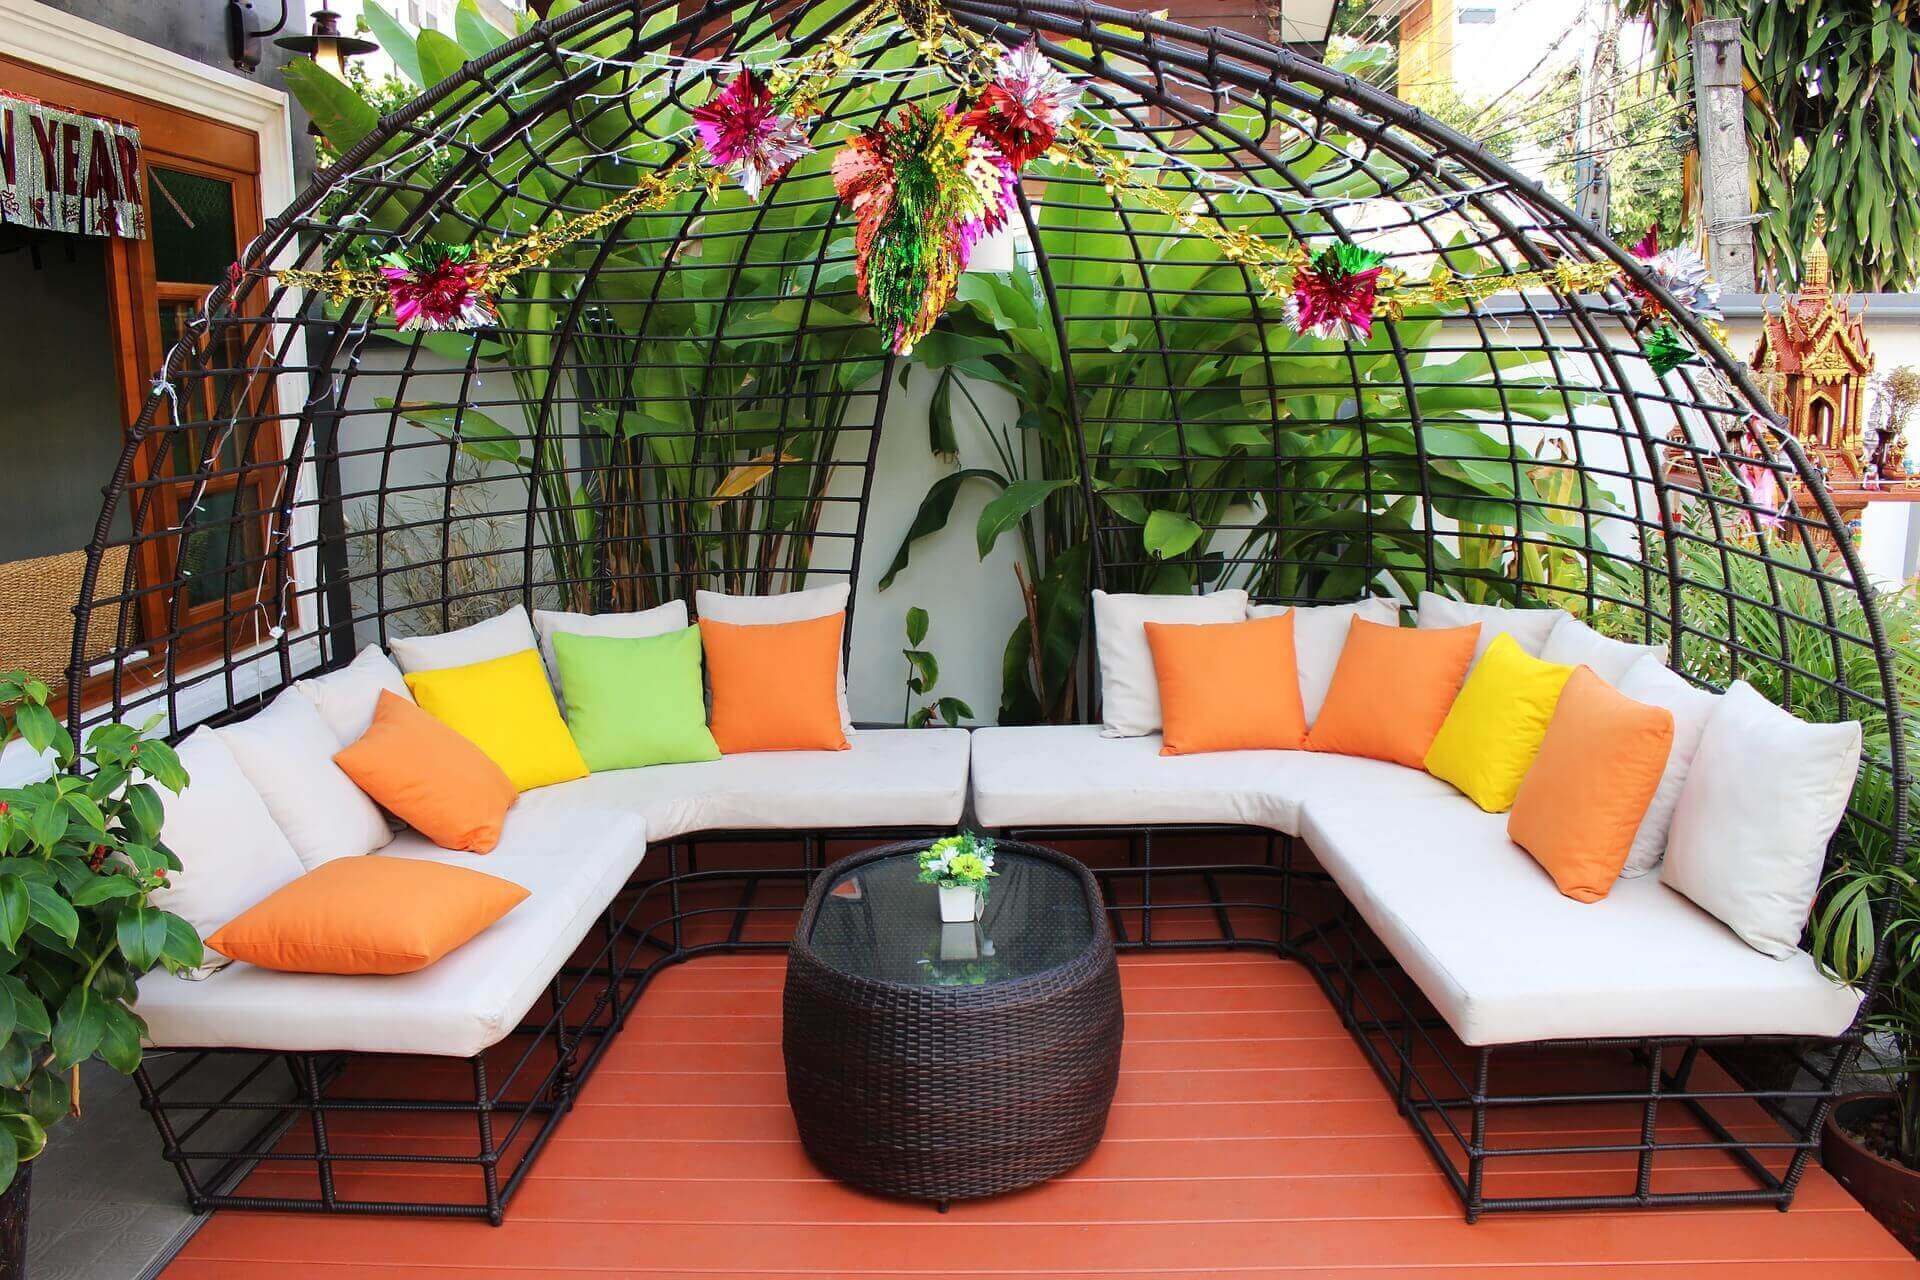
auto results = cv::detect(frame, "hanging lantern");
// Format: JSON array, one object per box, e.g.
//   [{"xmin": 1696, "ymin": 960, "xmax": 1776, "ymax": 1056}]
[{"xmin": 834, "ymin": 103, "xmax": 1016, "ymax": 353}]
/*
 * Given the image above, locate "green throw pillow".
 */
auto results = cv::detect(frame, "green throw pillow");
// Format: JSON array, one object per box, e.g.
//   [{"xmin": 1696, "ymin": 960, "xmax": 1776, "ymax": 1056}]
[{"xmin": 552, "ymin": 626, "xmax": 721, "ymax": 771}]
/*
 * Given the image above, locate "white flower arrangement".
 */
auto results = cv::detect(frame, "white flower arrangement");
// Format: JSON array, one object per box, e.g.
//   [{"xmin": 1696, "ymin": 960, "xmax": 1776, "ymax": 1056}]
[{"xmin": 917, "ymin": 832, "xmax": 999, "ymax": 892}]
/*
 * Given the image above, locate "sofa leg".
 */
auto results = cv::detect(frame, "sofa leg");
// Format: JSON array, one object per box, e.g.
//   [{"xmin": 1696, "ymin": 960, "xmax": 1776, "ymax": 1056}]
[
  {"xmin": 293, "ymin": 1054, "xmax": 338, "ymax": 1211},
  {"xmin": 473, "ymin": 1057, "xmax": 504, "ymax": 1226},
  {"xmin": 135, "ymin": 1062, "xmax": 208, "ymax": 1212},
  {"xmin": 1464, "ymin": 1048, "xmax": 1491, "ymax": 1224},
  {"xmin": 1635, "ymin": 1042, "xmax": 1664, "ymax": 1203}
]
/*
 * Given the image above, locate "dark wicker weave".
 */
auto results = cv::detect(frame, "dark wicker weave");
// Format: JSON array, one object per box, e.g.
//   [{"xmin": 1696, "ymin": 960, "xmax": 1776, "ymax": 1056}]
[{"xmin": 783, "ymin": 840, "xmax": 1123, "ymax": 1204}]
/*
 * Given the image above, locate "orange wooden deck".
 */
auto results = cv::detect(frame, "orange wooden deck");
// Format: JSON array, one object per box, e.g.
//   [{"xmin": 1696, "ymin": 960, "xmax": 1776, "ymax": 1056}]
[{"xmin": 163, "ymin": 951, "xmax": 1918, "ymax": 1279}]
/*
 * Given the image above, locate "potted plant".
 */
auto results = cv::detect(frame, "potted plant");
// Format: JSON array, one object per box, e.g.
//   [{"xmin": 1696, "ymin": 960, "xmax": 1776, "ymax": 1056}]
[
  {"xmin": 918, "ymin": 834, "xmax": 998, "ymax": 923},
  {"xmin": 0, "ymin": 672, "xmax": 203, "ymax": 1278},
  {"xmin": 1818, "ymin": 864, "xmax": 1920, "ymax": 1253}
]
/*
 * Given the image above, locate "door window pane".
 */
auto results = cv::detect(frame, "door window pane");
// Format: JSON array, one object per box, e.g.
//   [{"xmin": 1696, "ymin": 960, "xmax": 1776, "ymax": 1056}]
[
  {"xmin": 179, "ymin": 488, "xmax": 265, "ymax": 607},
  {"xmin": 149, "ymin": 168, "xmax": 236, "ymax": 286}
]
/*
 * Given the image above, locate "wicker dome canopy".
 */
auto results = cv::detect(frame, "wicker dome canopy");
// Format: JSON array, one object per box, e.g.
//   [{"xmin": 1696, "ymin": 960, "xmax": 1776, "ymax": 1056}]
[{"xmin": 72, "ymin": 0, "xmax": 1903, "ymax": 904}]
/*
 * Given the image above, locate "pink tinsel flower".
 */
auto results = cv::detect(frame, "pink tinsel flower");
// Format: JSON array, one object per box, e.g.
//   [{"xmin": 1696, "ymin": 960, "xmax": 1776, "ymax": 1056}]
[
  {"xmin": 1286, "ymin": 243, "xmax": 1387, "ymax": 342},
  {"xmin": 693, "ymin": 70, "xmax": 813, "ymax": 200},
  {"xmin": 963, "ymin": 41, "xmax": 1079, "ymax": 170},
  {"xmin": 955, "ymin": 137, "xmax": 1018, "ymax": 267},
  {"xmin": 379, "ymin": 246, "xmax": 497, "ymax": 332}
]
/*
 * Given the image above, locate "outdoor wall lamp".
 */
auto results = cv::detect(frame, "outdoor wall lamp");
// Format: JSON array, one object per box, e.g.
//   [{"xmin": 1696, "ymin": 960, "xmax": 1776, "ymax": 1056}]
[{"xmin": 228, "ymin": 3, "xmax": 377, "ymax": 77}]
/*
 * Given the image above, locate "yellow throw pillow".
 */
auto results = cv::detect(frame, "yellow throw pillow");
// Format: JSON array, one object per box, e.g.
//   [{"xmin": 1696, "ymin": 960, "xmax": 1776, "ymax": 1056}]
[
  {"xmin": 405, "ymin": 648, "xmax": 588, "ymax": 791},
  {"xmin": 1423, "ymin": 633, "xmax": 1575, "ymax": 812}
]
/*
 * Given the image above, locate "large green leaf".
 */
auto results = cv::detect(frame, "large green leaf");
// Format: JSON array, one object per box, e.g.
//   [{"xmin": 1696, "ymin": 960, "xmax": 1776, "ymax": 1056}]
[
  {"xmin": 976, "ymin": 480, "xmax": 1074, "ymax": 560},
  {"xmin": 281, "ymin": 59, "xmax": 380, "ymax": 156},
  {"xmin": 361, "ymin": 1, "xmax": 425, "ymax": 86},
  {"xmin": 1143, "ymin": 510, "xmax": 1204, "ymax": 560},
  {"xmin": 416, "ymin": 29, "xmax": 471, "ymax": 89},
  {"xmin": 374, "ymin": 399, "xmax": 529, "ymax": 469},
  {"xmin": 877, "ymin": 468, "xmax": 1006, "ymax": 590},
  {"xmin": 453, "ymin": 0, "xmax": 509, "ymax": 56}
]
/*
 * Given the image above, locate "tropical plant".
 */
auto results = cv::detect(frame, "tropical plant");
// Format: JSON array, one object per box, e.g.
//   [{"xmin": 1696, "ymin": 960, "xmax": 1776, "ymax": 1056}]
[
  {"xmin": 900, "ymin": 607, "xmax": 973, "ymax": 728},
  {"xmin": 0, "ymin": 673, "xmax": 205, "ymax": 1195},
  {"xmin": 286, "ymin": 0, "xmax": 890, "ymax": 615},
  {"xmin": 881, "ymin": 109, "xmax": 1607, "ymax": 723},
  {"xmin": 1626, "ymin": 0, "xmax": 1920, "ymax": 292}
]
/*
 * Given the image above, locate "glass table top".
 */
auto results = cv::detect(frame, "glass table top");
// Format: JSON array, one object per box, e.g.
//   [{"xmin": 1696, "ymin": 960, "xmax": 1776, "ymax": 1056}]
[{"xmin": 805, "ymin": 848, "xmax": 1097, "ymax": 988}]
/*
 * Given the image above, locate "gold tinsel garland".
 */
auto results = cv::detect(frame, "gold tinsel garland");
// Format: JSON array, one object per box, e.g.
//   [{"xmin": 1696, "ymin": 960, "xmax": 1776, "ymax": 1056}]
[{"xmin": 279, "ymin": 0, "xmax": 1624, "ymax": 323}]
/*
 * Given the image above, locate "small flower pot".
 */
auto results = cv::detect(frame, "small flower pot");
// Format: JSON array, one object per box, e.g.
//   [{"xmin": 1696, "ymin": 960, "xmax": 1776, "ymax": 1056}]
[
  {"xmin": 1823, "ymin": 1092, "xmax": 1920, "ymax": 1256},
  {"xmin": 937, "ymin": 884, "xmax": 981, "ymax": 923},
  {"xmin": 0, "ymin": 1162, "xmax": 31, "ymax": 1280}
]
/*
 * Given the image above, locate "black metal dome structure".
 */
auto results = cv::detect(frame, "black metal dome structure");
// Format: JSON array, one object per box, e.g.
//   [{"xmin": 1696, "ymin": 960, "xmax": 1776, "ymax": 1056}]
[
  {"xmin": 75, "ymin": 0, "xmax": 1905, "ymax": 859},
  {"xmin": 72, "ymin": 0, "xmax": 1916, "ymax": 1224}
]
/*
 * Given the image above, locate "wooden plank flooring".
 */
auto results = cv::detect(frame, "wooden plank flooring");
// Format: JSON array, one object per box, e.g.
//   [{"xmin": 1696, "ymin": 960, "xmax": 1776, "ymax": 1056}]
[{"xmin": 165, "ymin": 952, "xmax": 1918, "ymax": 1278}]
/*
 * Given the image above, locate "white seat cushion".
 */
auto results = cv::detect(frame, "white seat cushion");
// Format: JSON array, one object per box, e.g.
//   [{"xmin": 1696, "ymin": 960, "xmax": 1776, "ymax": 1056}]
[
  {"xmin": 137, "ymin": 807, "xmax": 647, "ymax": 1058},
  {"xmin": 968, "ymin": 725, "xmax": 1456, "ymax": 834},
  {"xmin": 516, "ymin": 728, "xmax": 969, "ymax": 841},
  {"xmin": 1301, "ymin": 791, "xmax": 1862, "ymax": 1045}
]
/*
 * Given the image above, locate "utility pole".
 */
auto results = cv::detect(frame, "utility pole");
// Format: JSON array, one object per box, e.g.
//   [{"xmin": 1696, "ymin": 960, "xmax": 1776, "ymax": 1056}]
[
  {"xmin": 1691, "ymin": 18, "xmax": 1757, "ymax": 291},
  {"xmin": 1575, "ymin": 0, "xmax": 1620, "ymax": 229}
]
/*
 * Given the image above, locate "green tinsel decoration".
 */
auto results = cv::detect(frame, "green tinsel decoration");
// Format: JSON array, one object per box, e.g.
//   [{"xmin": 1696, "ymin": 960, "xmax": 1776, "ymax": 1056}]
[{"xmin": 1645, "ymin": 324, "xmax": 1696, "ymax": 376}]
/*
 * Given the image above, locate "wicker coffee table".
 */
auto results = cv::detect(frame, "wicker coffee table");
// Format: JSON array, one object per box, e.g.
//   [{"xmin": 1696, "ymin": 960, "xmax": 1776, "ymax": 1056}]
[{"xmin": 783, "ymin": 839, "xmax": 1123, "ymax": 1206}]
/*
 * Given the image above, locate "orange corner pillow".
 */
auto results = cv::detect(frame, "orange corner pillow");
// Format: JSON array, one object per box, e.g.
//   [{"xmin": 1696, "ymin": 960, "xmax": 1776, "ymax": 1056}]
[
  {"xmin": 1144, "ymin": 613, "xmax": 1307, "ymax": 754},
  {"xmin": 334, "ymin": 691, "xmax": 517, "ymax": 853},
  {"xmin": 207, "ymin": 855, "xmax": 528, "ymax": 974},
  {"xmin": 1508, "ymin": 668, "xmax": 1676, "ymax": 903},
  {"xmin": 1305, "ymin": 618, "xmax": 1480, "ymax": 768},
  {"xmin": 699, "ymin": 612, "xmax": 849, "ymax": 753}
]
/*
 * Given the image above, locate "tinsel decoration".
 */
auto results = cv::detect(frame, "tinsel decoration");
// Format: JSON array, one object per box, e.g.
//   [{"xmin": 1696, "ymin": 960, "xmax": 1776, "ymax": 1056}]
[
  {"xmin": 691, "ymin": 70, "xmax": 814, "ymax": 200},
  {"xmin": 1628, "ymin": 226, "xmax": 1724, "ymax": 322},
  {"xmin": 281, "ymin": 0, "xmax": 1634, "ymax": 344},
  {"xmin": 833, "ymin": 104, "xmax": 1013, "ymax": 354},
  {"xmin": 1735, "ymin": 460, "xmax": 1788, "ymax": 531},
  {"xmin": 1285, "ymin": 243, "xmax": 1388, "ymax": 341},
  {"xmin": 962, "ymin": 41, "xmax": 1079, "ymax": 168},
  {"xmin": 379, "ymin": 244, "xmax": 497, "ymax": 332},
  {"xmin": 1644, "ymin": 324, "xmax": 1696, "ymax": 376}
]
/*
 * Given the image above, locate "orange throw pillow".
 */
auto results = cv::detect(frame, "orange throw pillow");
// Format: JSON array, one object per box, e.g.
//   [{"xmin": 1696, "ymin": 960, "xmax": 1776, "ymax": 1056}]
[
  {"xmin": 206, "ymin": 856, "xmax": 528, "ymax": 974},
  {"xmin": 1508, "ymin": 668, "xmax": 1675, "ymax": 903},
  {"xmin": 1305, "ymin": 618, "xmax": 1480, "ymax": 768},
  {"xmin": 1144, "ymin": 614, "xmax": 1307, "ymax": 754},
  {"xmin": 334, "ymin": 691, "xmax": 517, "ymax": 853},
  {"xmin": 699, "ymin": 612, "xmax": 850, "ymax": 753}
]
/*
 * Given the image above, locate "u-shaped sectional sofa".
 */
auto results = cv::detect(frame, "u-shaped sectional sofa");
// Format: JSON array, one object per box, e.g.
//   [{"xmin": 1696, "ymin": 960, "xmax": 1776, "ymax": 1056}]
[{"xmin": 134, "ymin": 705, "xmax": 1864, "ymax": 1225}]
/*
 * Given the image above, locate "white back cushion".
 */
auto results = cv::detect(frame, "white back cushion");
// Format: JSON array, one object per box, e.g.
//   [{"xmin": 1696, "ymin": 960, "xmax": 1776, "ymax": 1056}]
[
  {"xmin": 695, "ymin": 584, "xmax": 853, "ymax": 735},
  {"xmin": 219, "ymin": 690, "xmax": 393, "ymax": 869},
  {"xmin": 388, "ymin": 605, "xmax": 538, "ymax": 674},
  {"xmin": 152, "ymin": 728, "xmax": 307, "ymax": 963},
  {"xmin": 1416, "ymin": 592, "xmax": 1561, "ymax": 667},
  {"xmin": 1092, "ymin": 589, "xmax": 1249, "ymax": 737},
  {"xmin": 1249, "ymin": 598, "xmax": 1400, "ymax": 724},
  {"xmin": 533, "ymin": 600, "xmax": 688, "ymax": 692},
  {"xmin": 1540, "ymin": 616, "xmax": 1661, "ymax": 687},
  {"xmin": 1663, "ymin": 681, "xmax": 1862, "ymax": 958},
  {"xmin": 295, "ymin": 645, "xmax": 411, "ymax": 747},
  {"xmin": 1614, "ymin": 658, "xmax": 1719, "ymax": 877}
]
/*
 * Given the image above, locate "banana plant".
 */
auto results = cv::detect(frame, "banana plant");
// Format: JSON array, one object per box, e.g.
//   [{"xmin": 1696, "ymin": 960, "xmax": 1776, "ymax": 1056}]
[{"xmin": 288, "ymin": 0, "xmax": 889, "ymax": 613}]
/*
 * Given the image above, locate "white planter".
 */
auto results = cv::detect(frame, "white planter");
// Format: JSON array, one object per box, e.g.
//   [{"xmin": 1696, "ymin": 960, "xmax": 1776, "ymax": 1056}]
[{"xmin": 937, "ymin": 884, "xmax": 981, "ymax": 923}]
